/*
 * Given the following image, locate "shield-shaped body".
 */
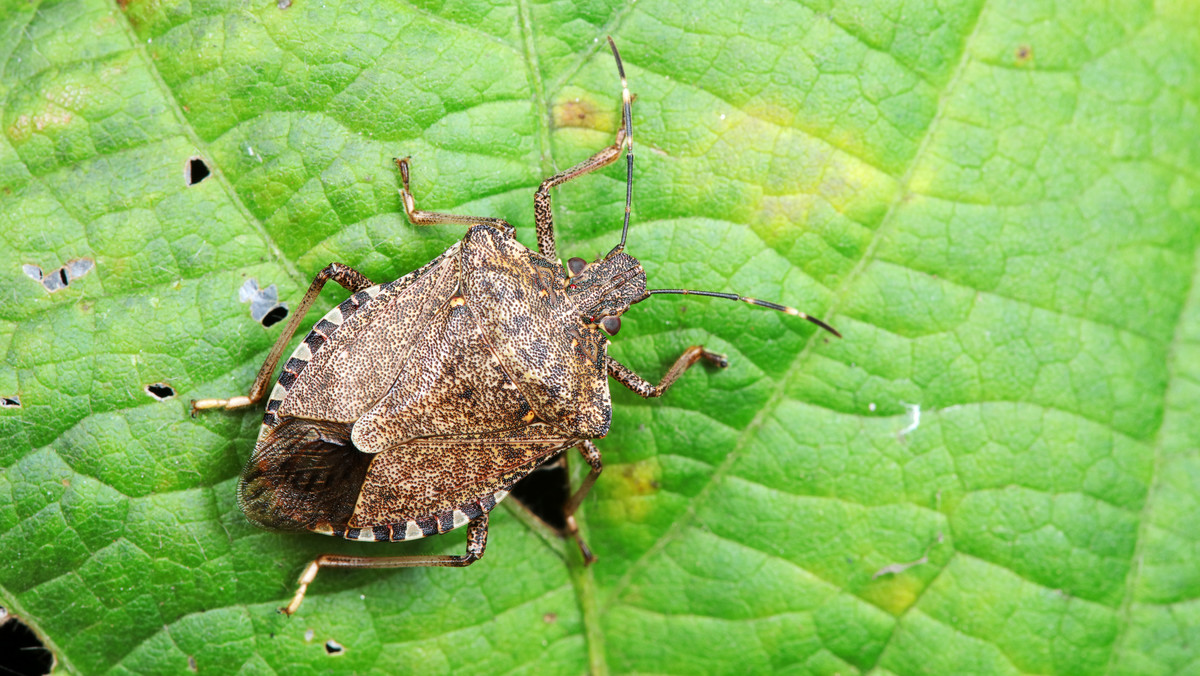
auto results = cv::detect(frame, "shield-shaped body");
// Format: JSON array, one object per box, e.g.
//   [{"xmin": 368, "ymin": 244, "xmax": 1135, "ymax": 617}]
[{"xmin": 239, "ymin": 224, "xmax": 611, "ymax": 542}]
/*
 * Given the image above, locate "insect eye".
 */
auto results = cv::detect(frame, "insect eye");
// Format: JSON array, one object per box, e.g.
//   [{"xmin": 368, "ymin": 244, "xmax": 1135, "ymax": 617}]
[
  {"xmin": 599, "ymin": 315, "xmax": 621, "ymax": 336},
  {"xmin": 567, "ymin": 257, "xmax": 588, "ymax": 276}
]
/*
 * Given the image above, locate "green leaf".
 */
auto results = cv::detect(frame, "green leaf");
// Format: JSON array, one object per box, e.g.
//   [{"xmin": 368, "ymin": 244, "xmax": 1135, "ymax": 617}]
[{"xmin": 2, "ymin": 0, "xmax": 1198, "ymax": 673}]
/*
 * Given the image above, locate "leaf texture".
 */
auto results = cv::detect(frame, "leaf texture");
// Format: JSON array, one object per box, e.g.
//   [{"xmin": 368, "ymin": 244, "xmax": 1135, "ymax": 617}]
[{"xmin": 1, "ymin": 0, "xmax": 1198, "ymax": 673}]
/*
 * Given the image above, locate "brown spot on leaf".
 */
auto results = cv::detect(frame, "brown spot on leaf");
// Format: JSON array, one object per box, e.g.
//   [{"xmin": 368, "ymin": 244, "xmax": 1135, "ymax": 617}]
[
  {"xmin": 1015, "ymin": 44, "xmax": 1033, "ymax": 65},
  {"xmin": 553, "ymin": 98, "xmax": 604, "ymax": 131}
]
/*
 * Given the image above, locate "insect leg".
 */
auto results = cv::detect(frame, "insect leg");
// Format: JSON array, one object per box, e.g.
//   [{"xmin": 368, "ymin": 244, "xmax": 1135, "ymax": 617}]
[
  {"xmin": 563, "ymin": 440, "xmax": 603, "ymax": 565},
  {"xmin": 532, "ymin": 119, "xmax": 628, "ymax": 260},
  {"xmin": 394, "ymin": 158, "xmax": 514, "ymax": 235},
  {"xmin": 190, "ymin": 263, "xmax": 373, "ymax": 415},
  {"xmin": 607, "ymin": 347, "xmax": 729, "ymax": 398},
  {"xmin": 282, "ymin": 513, "xmax": 489, "ymax": 616}
]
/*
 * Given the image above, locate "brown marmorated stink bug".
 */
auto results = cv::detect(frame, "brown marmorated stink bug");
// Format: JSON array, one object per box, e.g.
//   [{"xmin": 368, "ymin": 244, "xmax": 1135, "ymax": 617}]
[{"xmin": 192, "ymin": 38, "xmax": 840, "ymax": 615}]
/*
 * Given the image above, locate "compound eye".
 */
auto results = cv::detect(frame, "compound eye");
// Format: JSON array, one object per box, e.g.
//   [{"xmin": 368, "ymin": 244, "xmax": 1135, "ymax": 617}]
[
  {"xmin": 567, "ymin": 257, "xmax": 588, "ymax": 276},
  {"xmin": 599, "ymin": 315, "xmax": 621, "ymax": 336}
]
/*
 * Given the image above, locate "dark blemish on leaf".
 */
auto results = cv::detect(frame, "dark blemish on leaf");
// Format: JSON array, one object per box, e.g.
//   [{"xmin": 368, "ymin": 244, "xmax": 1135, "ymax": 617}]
[
  {"xmin": 22, "ymin": 258, "xmax": 94, "ymax": 293},
  {"xmin": 1, "ymin": 396, "xmax": 20, "ymax": 408},
  {"xmin": 543, "ymin": 612, "xmax": 558, "ymax": 624},
  {"xmin": 145, "ymin": 383, "xmax": 175, "ymax": 400},
  {"xmin": 187, "ymin": 655, "xmax": 197, "ymax": 672},
  {"xmin": 261, "ymin": 305, "xmax": 289, "ymax": 327},
  {"xmin": 0, "ymin": 606, "xmax": 56, "ymax": 676},
  {"xmin": 1015, "ymin": 45, "xmax": 1033, "ymax": 65},
  {"xmin": 325, "ymin": 640, "xmax": 344, "ymax": 655},
  {"xmin": 239, "ymin": 278, "xmax": 289, "ymax": 327},
  {"xmin": 186, "ymin": 157, "xmax": 210, "ymax": 185},
  {"xmin": 552, "ymin": 97, "xmax": 601, "ymax": 131},
  {"xmin": 614, "ymin": 462, "xmax": 660, "ymax": 496}
]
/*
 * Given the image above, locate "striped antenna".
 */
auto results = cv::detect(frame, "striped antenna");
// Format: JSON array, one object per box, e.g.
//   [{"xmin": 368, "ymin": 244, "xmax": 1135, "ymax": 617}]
[
  {"xmin": 646, "ymin": 289, "xmax": 842, "ymax": 337},
  {"xmin": 605, "ymin": 36, "xmax": 635, "ymax": 260}
]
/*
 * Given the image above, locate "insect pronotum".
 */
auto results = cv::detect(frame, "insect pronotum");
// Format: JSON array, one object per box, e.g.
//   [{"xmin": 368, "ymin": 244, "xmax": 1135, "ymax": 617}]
[{"xmin": 192, "ymin": 38, "xmax": 839, "ymax": 615}]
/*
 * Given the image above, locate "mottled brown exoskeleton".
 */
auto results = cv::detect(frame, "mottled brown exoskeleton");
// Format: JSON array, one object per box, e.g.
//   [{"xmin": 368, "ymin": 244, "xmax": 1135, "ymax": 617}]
[{"xmin": 193, "ymin": 38, "xmax": 839, "ymax": 615}]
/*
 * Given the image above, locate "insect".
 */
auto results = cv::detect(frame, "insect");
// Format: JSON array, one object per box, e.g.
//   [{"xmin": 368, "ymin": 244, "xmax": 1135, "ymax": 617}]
[{"xmin": 192, "ymin": 38, "xmax": 839, "ymax": 615}]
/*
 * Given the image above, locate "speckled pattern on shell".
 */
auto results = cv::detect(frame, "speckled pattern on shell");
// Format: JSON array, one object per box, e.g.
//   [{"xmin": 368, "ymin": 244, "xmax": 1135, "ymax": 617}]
[{"xmin": 238, "ymin": 225, "xmax": 616, "ymax": 540}]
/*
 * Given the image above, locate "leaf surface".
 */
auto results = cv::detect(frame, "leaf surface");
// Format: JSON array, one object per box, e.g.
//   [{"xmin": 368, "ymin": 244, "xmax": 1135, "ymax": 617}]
[{"xmin": 1, "ymin": 0, "xmax": 1199, "ymax": 673}]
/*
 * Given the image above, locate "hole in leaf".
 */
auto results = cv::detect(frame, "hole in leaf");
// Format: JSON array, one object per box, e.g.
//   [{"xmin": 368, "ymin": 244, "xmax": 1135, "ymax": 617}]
[
  {"xmin": 239, "ymin": 278, "xmax": 289, "ymax": 327},
  {"xmin": 22, "ymin": 259, "xmax": 94, "ymax": 293},
  {"xmin": 145, "ymin": 383, "xmax": 175, "ymax": 400},
  {"xmin": 510, "ymin": 456, "xmax": 569, "ymax": 532},
  {"xmin": 0, "ymin": 607, "xmax": 55, "ymax": 676},
  {"xmin": 1, "ymin": 396, "xmax": 19, "ymax": 408},
  {"xmin": 324, "ymin": 639, "xmax": 343, "ymax": 655},
  {"xmin": 186, "ymin": 157, "xmax": 210, "ymax": 185},
  {"xmin": 261, "ymin": 305, "xmax": 288, "ymax": 327}
]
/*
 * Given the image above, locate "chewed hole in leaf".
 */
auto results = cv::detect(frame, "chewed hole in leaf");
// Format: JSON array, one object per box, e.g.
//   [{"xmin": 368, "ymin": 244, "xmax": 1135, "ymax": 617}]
[
  {"xmin": 186, "ymin": 157, "xmax": 210, "ymax": 185},
  {"xmin": 22, "ymin": 259, "xmax": 94, "ymax": 293},
  {"xmin": 145, "ymin": 383, "xmax": 175, "ymax": 400},
  {"xmin": 324, "ymin": 640, "xmax": 343, "ymax": 655},
  {"xmin": 1, "ymin": 396, "xmax": 21, "ymax": 408},
  {"xmin": 0, "ymin": 607, "xmax": 55, "ymax": 676},
  {"xmin": 261, "ymin": 305, "xmax": 288, "ymax": 327},
  {"xmin": 239, "ymin": 278, "xmax": 289, "ymax": 327}
]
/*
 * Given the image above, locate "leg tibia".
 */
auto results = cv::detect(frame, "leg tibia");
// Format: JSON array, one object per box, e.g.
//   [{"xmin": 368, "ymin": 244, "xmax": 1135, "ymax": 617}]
[
  {"xmin": 282, "ymin": 513, "xmax": 489, "ymax": 615},
  {"xmin": 532, "ymin": 122, "xmax": 628, "ymax": 259},
  {"xmin": 607, "ymin": 347, "xmax": 728, "ymax": 399}
]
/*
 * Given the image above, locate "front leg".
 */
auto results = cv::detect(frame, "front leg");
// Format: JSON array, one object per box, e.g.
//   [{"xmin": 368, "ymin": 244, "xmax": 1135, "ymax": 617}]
[
  {"xmin": 607, "ymin": 346, "xmax": 729, "ymax": 399},
  {"xmin": 532, "ymin": 121, "xmax": 627, "ymax": 260}
]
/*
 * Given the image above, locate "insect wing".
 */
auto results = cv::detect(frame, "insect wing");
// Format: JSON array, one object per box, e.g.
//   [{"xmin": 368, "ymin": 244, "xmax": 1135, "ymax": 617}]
[
  {"xmin": 350, "ymin": 424, "xmax": 578, "ymax": 531},
  {"xmin": 279, "ymin": 243, "xmax": 463, "ymax": 423},
  {"xmin": 239, "ymin": 417, "xmax": 370, "ymax": 532}
]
